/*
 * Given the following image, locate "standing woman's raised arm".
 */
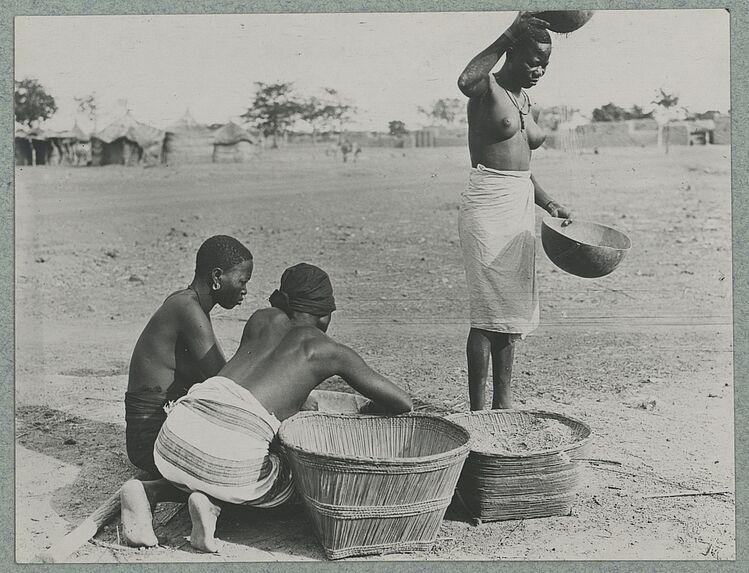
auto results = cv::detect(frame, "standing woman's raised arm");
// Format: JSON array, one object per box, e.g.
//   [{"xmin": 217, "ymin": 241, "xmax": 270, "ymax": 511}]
[{"xmin": 457, "ymin": 12, "xmax": 550, "ymax": 98}]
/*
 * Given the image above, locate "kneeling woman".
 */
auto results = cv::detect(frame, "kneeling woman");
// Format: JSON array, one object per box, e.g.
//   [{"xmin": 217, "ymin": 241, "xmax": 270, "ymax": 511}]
[
  {"xmin": 125, "ymin": 235, "xmax": 254, "ymax": 477},
  {"xmin": 121, "ymin": 263, "xmax": 412, "ymax": 552}
]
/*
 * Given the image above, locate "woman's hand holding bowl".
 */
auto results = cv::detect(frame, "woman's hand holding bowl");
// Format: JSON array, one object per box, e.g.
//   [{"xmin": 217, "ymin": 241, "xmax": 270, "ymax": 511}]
[{"xmin": 547, "ymin": 201, "xmax": 574, "ymax": 226}]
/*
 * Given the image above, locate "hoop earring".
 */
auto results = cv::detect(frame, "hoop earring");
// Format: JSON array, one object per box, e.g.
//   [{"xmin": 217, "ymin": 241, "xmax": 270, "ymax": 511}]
[{"xmin": 212, "ymin": 283, "xmax": 220, "ymax": 291}]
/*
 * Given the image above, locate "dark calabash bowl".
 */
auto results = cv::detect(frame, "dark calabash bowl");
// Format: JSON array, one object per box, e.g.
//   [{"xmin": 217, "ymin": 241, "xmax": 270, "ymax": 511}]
[
  {"xmin": 532, "ymin": 10, "xmax": 595, "ymax": 33},
  {"xmin": 541, "ymin": 217, "xmax": 631, "ymax": 278}
]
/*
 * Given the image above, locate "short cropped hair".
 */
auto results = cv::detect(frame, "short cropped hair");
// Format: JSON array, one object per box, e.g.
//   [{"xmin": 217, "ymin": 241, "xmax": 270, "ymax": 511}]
[
  {"xmin": 195, "ymin": 235, "xmax": 253, "ymax": 278},
  {"xmin": 521, "ymin": 25, "xmax": 552, "ymax": 47}
]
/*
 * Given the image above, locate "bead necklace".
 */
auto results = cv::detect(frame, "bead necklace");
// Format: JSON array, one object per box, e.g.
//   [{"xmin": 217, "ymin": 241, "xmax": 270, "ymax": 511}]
[{"xmin": 504, "ymin": 88, "xmax": 531, "ymax": 133}]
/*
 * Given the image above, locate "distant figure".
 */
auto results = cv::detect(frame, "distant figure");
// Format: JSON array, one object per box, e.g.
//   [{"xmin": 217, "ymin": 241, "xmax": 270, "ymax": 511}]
[
  {"xmin": 73, "ymin": 141, "xmax": 90, "ymax": 166},
  {"xmin": 352, "ymin": 141, "xmax": 362, "ymax": 163},
  {"xmin": 120, "ymin": 263, "xmax": 412, "ymax": 552},
  {"xmin": 457, "ymin": 13, "xmax": 573, "ymax": 410},
  {"xmin": 125, "ymin": 235, "xmax": 253, "ymax": 478},
  {"xmin": 340, "ymin": 138, "xmax": 353, "ymax": 163}
]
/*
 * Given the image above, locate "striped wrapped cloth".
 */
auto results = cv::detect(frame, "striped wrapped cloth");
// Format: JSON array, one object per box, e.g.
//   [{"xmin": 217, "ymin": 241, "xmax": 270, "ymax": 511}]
[{"xmin": 153, "ymin": 376, "xmax": 294, "ymax": 507}]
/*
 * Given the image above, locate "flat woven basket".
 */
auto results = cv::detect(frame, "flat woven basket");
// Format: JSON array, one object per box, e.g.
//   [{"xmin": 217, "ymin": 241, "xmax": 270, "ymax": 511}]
[
  {"xmin": 447, "ymin": 409, "xmax": 591, "ymax": 523},
  {"xmin": 278, "ymin": 412, "xmax": 470, "ymax": 559}
]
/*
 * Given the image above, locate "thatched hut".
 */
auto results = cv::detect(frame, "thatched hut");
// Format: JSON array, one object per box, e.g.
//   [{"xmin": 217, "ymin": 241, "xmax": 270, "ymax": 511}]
[
  {"xmin": 14, "ymin": 123, "xmax": 32, "ymax": 165},
  {"xmin": 91, "ymin": 113, "xmax": 164, "ymax": 166},
  {"xmin": 46, "ymin": 123, "xmax": 90, "ymax": 165},
  {"xmin": 212, "ymin": 122, "xmax": 257, "ymax": 163},
  {"xmin": 14, "ymin": 124, "xmax": 53, "ymax": 166},
  {"xmin": 163, "ymin": 110, "xmax": 215, "ymax": 165}
]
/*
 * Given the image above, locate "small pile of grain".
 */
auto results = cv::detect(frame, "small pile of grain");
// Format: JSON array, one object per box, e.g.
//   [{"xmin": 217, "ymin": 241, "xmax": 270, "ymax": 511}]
[{"xmin": 469, "ymin": 416, "xmax": 573, "ymax": 453}]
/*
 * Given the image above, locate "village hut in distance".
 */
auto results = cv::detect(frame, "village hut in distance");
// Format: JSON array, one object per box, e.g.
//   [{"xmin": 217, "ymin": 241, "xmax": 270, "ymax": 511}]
[
  {"xmin": 91, "ymin": 112, "xmax": 165, "ymax": 166},
  {"xmin": 162, "ymin": 110, "xmax": 215, "ymax": 165},
  {"xmin": 14, "ymin": 122, "xmax": 54, "ymax": 166},
  {"xmin": 46, "ymin": 122, "xmax": 91, "ymax": 166},
  {"xmin": 212, "ymin": 121, "xmax": 257, "ymax": 163}
]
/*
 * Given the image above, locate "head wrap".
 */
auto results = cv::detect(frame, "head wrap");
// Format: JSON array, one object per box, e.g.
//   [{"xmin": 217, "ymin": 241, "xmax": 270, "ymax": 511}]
[{"xmin": 269, "ymin": 263, "xmax": 336, "ymax": 317}]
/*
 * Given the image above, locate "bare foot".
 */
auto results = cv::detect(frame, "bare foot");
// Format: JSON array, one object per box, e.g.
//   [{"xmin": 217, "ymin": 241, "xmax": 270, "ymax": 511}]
[
  {"xmin": 188, "ymin": 492, "xmax": 221, "ymax": 553},
  {"xmin": 120, "ymin": 480, "xmax": 158, "ymax": 547}
]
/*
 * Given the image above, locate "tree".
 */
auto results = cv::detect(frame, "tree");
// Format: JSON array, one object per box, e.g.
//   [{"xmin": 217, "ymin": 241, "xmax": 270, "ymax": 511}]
[
  {"xmin": 628, "ymin": 105, "xmax": 653, "ymax": 120},
  {"xmin": 592, "ymin": 102, "xmax": 654, "ymax": 123},
  {"xmin": 74, "ymin": 93, "xmax": 98, "ymax": 130},
  {"xmin": 591, "ymin": 102, "xmax": 628, "ymax": 122},
  {"xmin": 418, "ymin": 98, "xmax": 466, "ymax": 126},
  {"xmin": 320, "ymin": 88, "xmax": 355, "ymax": 140},
  {"xmin": 300, "ymin": 88, "xmax": 355, "ymax": 144},
  {"xmin": 652, "ymin": 88, "xmax": 681, "ymax": 153},
  {"xmin": 300, "ymin": 96, "xmax": 326, "ymax": 144},
  {"xmin": 241, "ymin": 82, "xmax": 304, "ymax": 148},
  {"xmin": 388, "ymin": 120, "xmax": 409, "ymax": 137},
  {"xmin": 15, "ymin": 78, "xmax": 57, "ymax": 127}
]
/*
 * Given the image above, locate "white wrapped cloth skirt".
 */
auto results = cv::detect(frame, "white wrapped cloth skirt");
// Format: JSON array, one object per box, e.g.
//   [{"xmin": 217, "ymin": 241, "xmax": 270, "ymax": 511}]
[{"xmin": 458, "ymin": 164, "xmax": 539, "ymax": 335}]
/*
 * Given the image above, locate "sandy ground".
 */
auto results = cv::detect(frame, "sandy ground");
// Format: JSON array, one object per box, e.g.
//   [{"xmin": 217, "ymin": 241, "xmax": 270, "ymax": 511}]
[{"xmin": 14, "ymin": 144, "xmax": 734, "ymax": 562}]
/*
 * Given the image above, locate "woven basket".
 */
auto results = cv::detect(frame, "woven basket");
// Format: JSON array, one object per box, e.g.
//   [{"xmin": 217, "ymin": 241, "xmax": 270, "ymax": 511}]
[
  {"xmin": 447, "ymin": 410, "xmax": 591, "ymax": 522},
  {"xmin": 278, "ymin": 412, "xmax": 470, "ymax": 559}
]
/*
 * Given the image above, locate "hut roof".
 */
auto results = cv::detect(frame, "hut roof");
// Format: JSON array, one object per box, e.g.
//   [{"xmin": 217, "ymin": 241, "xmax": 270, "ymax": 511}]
[
  {"xmin": 23, "ymin": 127, "xmax": 48, "ymax": 140},
  {"xmin": 46, "ymin": 123, "xmax": 90, "ymax": 141},
  {"xmin": 166, "ymin": 110, "xmax": 211, "ymax": 134},
  {"xmin": 94, "ymin": 112, "xmax": 164, "ymax": 148},
  {"xmin": 213, "ymin": 121, "xmax": 254, "ymax": 145}
]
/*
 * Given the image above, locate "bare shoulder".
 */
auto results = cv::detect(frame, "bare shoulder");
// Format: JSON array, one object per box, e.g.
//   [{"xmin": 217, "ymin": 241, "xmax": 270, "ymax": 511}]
[
  {"xmin": 164, "ymin": 289, "xmax": 209, "ymax": 322},
  {"xmin": 161, "ymin": 289, "xmax": 198, "ymax": 311},
  {"xmin": 241, "ymin": 307, "xmax": 287, "ymax": 338},
  {"xmin": 312, "ymin": 337, "xmax": 363, "ymax": 366},
  {"xmin": 288, "ymin": 327, "xmax": 339, "ymax": 357},
  {"xmin": 483, "ymin": 76, "xmax": 514, "ymax": 110},
  {"xmin": 248, "ymin": 307, "xmax": 285, "ymax": 325}
]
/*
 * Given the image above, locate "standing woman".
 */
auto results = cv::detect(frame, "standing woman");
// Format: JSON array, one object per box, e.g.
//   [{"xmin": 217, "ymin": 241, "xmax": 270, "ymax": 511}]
[{"xmin": 457, "ymin": 13, "xmax": 573, "ymax": 410}]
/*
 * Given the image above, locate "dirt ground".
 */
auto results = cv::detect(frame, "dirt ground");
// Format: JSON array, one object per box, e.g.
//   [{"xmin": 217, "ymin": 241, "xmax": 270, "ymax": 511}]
[{"xmin": 14, "ymin": 143, "xmax": 734, "ymax": 562}]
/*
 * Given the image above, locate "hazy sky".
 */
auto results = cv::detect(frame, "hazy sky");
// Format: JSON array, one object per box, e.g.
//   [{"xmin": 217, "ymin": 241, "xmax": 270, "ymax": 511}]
[{"xmin": 15, "ymin": 9, "xmax": 730, "ymax": 132}]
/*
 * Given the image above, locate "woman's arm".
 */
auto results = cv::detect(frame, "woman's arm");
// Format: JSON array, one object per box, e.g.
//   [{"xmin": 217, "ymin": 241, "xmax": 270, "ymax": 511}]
[
  {"xmin": 457, "ymin": 34, "xmax": 514, "ymax": 98},
  {"xmin": 457, "ymin": 13, "xmax": 549, "ymax": 98},
  {"xmin": 331, "ymin": 343, "xmax": 413, "ymax": 414},
  {"xmin": 179, "ymin": 303, "xmax": 227, "ymax": 378},
  {"xmin": 532, "ymin": 174, "xmax": 573, "ymax": 220}
]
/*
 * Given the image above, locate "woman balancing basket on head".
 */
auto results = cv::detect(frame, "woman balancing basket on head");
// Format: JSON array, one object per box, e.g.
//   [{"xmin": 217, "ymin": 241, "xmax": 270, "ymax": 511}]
[{"xmin": 456, "ymin": 12, "xmax": 590, "ymax": 411}]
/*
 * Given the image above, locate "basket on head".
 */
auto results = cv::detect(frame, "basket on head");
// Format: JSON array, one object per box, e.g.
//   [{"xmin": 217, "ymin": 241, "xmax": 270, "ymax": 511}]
[
  {"xmin": 279, "ymin": 412, "xmax": 470, "ymax": 559},
  {"xmin": 541, "ymin": 216, "xmax": 631, "ymax": 278},
  {"xmin": 447, "ymin": 410, "xmax": 591, "ymax": 522},
  {"xmin": 532, "ymin": 10, "xmax": 595, "ymax": 33}
]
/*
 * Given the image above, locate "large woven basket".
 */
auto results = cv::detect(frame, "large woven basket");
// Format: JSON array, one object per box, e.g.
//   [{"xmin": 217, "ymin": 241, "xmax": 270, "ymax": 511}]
[
  {"xmin": 447, "ymin": 410, "xmax": 591, "ymax": 523},
  {"xmin": 278, "ymin": 412, "xmax": 470, "ymax": 559}
]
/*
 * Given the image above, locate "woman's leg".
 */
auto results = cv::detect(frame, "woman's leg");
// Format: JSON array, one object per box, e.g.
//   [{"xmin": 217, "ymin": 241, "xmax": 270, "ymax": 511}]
[
  {"xmin": 188, "ymin": 492, "xmax": 222, "ymax": 553},
  {"xmin": 490, "ymin": 333, "xmax": 515, "ymax": 409},
  {"xmin": 466, "ymin": 328, "xmax": 492, "ymax": 410},
  {"xmin": 121, "ymin": 479, "xmax": 188, "ymax": 547},
  {"xmin": 120, "ymin": 480, "xmax": 160, "ymax": 547}
]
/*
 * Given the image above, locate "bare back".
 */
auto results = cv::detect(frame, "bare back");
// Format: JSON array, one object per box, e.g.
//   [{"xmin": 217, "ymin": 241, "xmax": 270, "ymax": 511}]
[{"xmin": 219, "ymin": 308, "xmax": 412, "ymax": 420}]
